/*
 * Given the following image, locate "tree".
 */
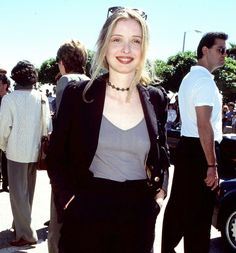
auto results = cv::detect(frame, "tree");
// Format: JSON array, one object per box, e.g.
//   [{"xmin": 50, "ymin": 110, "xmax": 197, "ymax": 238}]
[
  {"xmin": 154, "ymin": 51, "xmax": 236, "ymax": 102},
  {"xmin": 38, "ymin": 58, "xmax": 59, "ymax": 85},
  {"xmin": 227, "ymin": 43, "xmax": 236, "ymax": 60},
  {"xmin": 154, "ymin": 59, "xmax": 174, "ymax": 85},
  {"xmin": 85, "ymin": 49, "xmax": 95, "ymax": 77},
  {"xmin": 214, "ymin": 57, "xmax": 236, "ymax": 102},
  {"xmin": 154, "ymin": 51, "xmax": 196, "ymax": 92},
  {"xmin": 38, "ymin": 50, "xmax": 95, "ymax": 85}
]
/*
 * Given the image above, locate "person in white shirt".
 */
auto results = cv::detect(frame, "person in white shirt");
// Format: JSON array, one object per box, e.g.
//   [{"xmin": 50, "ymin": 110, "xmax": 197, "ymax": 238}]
[
  {"xmin": 0, "ymin": 60, "xmax": 52, "ymax": 247},
  {"xmin": 162, "ymin": 32, "xmax": 228, "ymax": 253}
]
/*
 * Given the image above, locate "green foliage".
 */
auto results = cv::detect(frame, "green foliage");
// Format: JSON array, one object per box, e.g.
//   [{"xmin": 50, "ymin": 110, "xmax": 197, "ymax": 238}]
[
  {"xmin": 85, "ymin": 49, "xmax": 95, "ymax": 77},
  {"xmin": 38, "ymin": 58, "xmax": 59, "ymax": 85},
  {"xmin": 154, "ymin": 60, "xmax": 174, "ymax": 80},
  {"xmin": 155, "ymin": 51, "xmax": 196, "ymax": 92},
  {"xmin": 37, "ymin": 47, "xmax": 236, "ymax": 102},
  {"xmin": 153, "ymin": 51, "xmax": 236, "ymax": 102},
  {"xmin": 214, "ymin": 57, "xmax": 236, "ymax": 102}
]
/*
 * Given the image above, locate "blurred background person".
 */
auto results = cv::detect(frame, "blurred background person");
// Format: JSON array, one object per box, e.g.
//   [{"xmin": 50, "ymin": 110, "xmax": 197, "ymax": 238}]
[
  {"xmin": 224, "ymin": 102, "xmax": 235, "ymax": 133},
  {"xmin": 0, "ymin": 73, "xmax": 10, "ymax": 192},
  {"xmin": 166, "ymin": 103, "xmax": 177, "ymax": 130},
  {"xmin": 47, "ymin": 39, "xmax": 90, "ymax": 253},
  {"xmin": 0, "ymin": 60, "xmax": 52, "ymax": 246},
  {"xmin": 55, "ymin": 39, "xmax": 90, "ymax": 112}
]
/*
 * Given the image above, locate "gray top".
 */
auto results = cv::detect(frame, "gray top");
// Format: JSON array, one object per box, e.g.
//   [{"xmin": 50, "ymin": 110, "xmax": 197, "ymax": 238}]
[
  {"xmin": 89, "ymin": 115, "xmax": 150, "ymax": 182},
  {"xmin": 56, "ymin": 73, "xmax": 90, "ymax": 114}
]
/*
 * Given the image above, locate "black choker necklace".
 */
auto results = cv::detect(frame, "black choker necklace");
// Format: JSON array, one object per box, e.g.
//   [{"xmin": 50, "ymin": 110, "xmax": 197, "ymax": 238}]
[{"xmin": 107, "ymin": 81, "xmax": 129, "ymax": 91}]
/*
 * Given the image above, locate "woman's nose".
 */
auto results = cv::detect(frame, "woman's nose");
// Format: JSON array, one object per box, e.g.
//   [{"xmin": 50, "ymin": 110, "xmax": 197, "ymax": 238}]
[{"xmin": 121, "ymin": 42, "xmax": 131, "ymax": 53}]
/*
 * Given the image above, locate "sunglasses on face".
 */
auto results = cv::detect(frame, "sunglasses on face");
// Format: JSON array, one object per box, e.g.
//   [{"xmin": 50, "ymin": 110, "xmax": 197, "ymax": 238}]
[
  {"xmin": 217, "ymin": 47, "xmax": 228, "ymax": 55},
  {"xmin": 107, "ymin": 6, "xmax": 147, "ymax": 20}
]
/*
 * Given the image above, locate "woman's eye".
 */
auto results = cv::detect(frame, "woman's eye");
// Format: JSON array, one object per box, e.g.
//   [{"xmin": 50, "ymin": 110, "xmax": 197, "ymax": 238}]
[
  {"xmin": 111, "ymin": 37, "xmax": 121, "ymax": 43},
  {"xmin": 133, "ymin": 39, "xmax": 141, "ymax": 44}
]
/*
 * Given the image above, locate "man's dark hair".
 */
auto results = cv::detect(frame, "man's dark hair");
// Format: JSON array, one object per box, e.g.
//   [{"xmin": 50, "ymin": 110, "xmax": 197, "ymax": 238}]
[
  {"xmin": 11, "ymin": 60, "xmax": 38, "ymax": 86},
  {"xmin": 197, "ymin": 32, "xmax": 228, "ymax": 59},
  {"xmin": 0, "ymin": 74, "xmax": 10, "ymax": 90}
]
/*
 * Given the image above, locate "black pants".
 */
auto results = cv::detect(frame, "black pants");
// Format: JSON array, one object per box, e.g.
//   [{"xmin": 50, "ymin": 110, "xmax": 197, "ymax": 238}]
[
  {"xmin": 1, "ymin": 151, "xmax": 8, "ymax": 190},
  {"xmin": 161, "ymin": 137, "xmax": 217, "ymax": 253},
  {"xmin": 59, "ymin": 178, "xmax": 160, "ymax": 253}
]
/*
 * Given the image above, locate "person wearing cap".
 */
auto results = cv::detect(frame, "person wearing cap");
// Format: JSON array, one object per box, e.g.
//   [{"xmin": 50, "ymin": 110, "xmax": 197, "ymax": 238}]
[{"xmin": 0, "ymin": 60, "xmax": 52, "ymax": 247}]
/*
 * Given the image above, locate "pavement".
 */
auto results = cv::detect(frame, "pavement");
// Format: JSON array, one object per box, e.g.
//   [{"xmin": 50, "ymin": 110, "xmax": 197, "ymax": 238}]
[
  {"xmin": 0, "ymin": 167, "xmax": 229, "ymax": 253},
  {"xmin": 0, "ymin": 171, "xmax": 50, "ymax": 253}
]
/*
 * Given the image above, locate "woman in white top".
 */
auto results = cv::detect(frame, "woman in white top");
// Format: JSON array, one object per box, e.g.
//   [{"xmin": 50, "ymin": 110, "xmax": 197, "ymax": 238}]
[{"xmin": 0, "ymin": 60, "xmax": 52, "ymax": 247}]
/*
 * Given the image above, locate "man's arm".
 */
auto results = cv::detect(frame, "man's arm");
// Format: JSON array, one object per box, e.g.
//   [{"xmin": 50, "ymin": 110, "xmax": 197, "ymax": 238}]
[{"xmin": 196, "ymin": 106, "xmax": 218, "ymax": 190}]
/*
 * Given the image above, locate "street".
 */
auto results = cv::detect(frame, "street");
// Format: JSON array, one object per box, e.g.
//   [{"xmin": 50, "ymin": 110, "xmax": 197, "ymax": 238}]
[{"xmin": 0, "ymin": 167, "xmax": 230, "ymax": 252}]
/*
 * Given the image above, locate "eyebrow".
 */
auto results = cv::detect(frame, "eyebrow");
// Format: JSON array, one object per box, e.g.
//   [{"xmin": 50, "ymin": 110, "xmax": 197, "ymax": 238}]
[{"xmin": 111, "ymin": 34, "xmax": 142, "ymax": 38}]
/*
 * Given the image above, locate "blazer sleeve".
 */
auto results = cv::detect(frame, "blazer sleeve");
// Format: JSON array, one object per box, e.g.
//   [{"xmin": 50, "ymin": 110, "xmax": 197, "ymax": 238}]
[
  {"xmin": 46, "ymin": 84, "xmax": 78, "ymax": 221},
  {"xmin": 148, "ymin": 85, "xmax": 170, "ymax": 194}
]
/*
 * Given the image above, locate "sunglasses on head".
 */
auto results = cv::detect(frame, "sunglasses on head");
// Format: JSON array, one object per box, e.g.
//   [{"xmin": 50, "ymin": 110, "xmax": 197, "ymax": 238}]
[
  {"xmin": 217, "ymin": 47, "xmax": 228, "ymax": 55},
  {"xmin": 107, "ymin": 6, "xmax": 147, "ymax": 20}
]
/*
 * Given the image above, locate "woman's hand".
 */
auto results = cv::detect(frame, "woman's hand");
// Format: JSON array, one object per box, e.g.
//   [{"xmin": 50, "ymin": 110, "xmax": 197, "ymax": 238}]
[{"xmin": 154, "ymin": 189, "xmax": 166, "ymax": 208}]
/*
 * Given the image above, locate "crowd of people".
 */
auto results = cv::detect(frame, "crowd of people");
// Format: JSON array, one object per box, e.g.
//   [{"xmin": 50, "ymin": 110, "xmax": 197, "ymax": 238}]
[
  {"xmin": 222, "ymin": 101, "xmax": 236, "ymax": 133},
  {"xmin": 0, "ymin": 6, "xmax": 234, "ymax": 253},
  {"xmin": 167, "ymin": 99, "xmax": 236, "ymax": 134}
]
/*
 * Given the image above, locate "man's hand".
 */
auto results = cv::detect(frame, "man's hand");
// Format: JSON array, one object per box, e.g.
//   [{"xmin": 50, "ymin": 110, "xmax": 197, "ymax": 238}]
[{"xmin": 204, "ymin": 166, "xmax": 219, "ymax": 191}]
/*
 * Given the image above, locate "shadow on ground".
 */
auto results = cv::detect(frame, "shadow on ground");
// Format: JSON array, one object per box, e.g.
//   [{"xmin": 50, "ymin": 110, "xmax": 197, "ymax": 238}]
[{"xmin": 0, "ymin": 227, "xmax": 48, "ymax": 253}]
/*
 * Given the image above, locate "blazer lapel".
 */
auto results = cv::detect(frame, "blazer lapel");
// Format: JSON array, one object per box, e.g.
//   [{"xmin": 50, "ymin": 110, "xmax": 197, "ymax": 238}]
[
  {"xmin": 138, "ymin": 85, "xmax": 158, "ymax": 140},
  {"xmin": 85, "ymin": 77, "xmax": 106, "ymax": 154}
]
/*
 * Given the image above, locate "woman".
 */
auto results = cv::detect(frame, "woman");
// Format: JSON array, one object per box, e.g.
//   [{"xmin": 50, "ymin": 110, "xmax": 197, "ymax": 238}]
[
  {"xmin": 0, "ymin": 60, "xmax": 52, "ymax": 246},
  {"xmin": 47, "ymin": 7, "xmax": 169, "ymax": 253}
]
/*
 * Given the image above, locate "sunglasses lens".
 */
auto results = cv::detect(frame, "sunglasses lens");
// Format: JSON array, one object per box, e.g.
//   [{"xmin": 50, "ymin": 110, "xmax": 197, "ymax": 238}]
[
  {"xmin": 108, "ymin": 6, "xmax": 122, "ymax": 15},
  {"xmin": 217, "ymin": 48, "xmax": 227, "ymax": 55},
  {"xmin": 107, "ymin": 6, "xmax": 147, "ymax": 20}
]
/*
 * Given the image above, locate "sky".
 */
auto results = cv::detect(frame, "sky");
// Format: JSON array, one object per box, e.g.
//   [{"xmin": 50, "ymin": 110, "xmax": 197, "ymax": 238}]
[{"xmin": 1, "ymin": 0, "xmax": 235, "ymax": 74}]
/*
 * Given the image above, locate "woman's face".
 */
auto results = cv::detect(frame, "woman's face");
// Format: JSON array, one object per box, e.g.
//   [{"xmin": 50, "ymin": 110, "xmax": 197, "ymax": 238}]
[{"xmin": 106, "ymin": 18, "xmax": 142, "ymax": 75}]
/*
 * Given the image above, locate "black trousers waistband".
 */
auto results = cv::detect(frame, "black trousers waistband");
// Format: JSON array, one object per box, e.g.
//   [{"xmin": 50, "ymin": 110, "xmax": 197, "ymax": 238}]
[
  {"xmin": 181, "ymin": 136, "xmax": 220, "ymax": 146},
  {"xmin": 88, "ymin": 177, "xmax": 148, "ymax": 192}
]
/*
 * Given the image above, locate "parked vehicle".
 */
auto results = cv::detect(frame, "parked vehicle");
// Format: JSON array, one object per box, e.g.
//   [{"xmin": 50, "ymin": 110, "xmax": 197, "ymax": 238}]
[
  {"xmin": 167, "ymin": 129, "xmax": 236, "ymax": 251},
  {"xmin": 213, "ymin": 178, "xmax": 236, "ymax": 252}
]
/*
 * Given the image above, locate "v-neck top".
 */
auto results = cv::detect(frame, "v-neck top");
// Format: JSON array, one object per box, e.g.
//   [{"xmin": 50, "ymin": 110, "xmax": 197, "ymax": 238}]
[{"xmin": 89, "ymin": 115, "xmax": 150, "ymax": 182}]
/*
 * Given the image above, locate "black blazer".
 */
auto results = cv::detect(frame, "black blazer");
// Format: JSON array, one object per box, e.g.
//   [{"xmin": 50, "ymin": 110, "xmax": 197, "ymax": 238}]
[{"xmin": 47, "ymin": 74, "xmax": 169, "ymax": 216}]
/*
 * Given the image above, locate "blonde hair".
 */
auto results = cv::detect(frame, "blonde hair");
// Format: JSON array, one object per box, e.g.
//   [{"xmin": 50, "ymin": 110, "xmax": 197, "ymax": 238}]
[{"xmin": 83, "ymin": 8, "xmax": 150, "ymax": 102}]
